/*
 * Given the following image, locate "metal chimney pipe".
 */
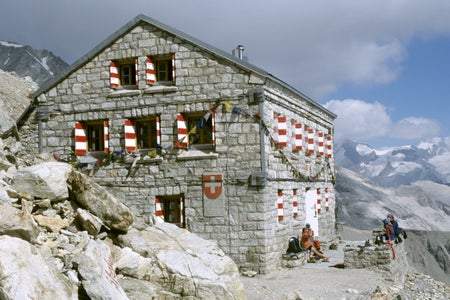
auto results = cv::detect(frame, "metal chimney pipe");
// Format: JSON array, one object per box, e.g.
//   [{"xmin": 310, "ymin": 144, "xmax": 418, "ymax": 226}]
[{"xmin": 237, "ymin": 45, "xmax": 244, "ymax": 59}]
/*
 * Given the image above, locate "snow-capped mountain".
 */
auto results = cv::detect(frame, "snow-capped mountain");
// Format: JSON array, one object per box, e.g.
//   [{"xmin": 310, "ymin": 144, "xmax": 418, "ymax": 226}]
[
  {"xmin": 335, "ymin": 166, "xmax": 450, "ymax": 231},
  {"xmin": 334, "ymin": 138, "xmax": 450, "ymax": 188},
  {"xmin": 0, "ymin": 41, "xmax": 69, "ymax": 85}
]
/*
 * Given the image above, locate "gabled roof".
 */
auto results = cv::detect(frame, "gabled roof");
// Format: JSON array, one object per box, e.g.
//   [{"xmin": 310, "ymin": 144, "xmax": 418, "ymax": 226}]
[{"xmin": 32, "ymin": 14, "xmax": 335, "ymax": 119}]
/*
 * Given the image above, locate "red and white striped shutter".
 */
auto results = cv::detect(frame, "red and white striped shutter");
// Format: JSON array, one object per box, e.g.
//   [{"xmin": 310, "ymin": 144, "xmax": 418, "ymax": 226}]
[
  {"xmin": 103, "ymin": 120, "xmax": 109, "ymax": 153},
  {"xmin": 179, "ymin": 195, "xmax": 185, "ymax": 228},
  {"xmin": 326, "ymin": 135, "xmax": 333, "ymax": 158},
  {"xmin": 135, "ymin": 58, "xmax": 139, "ymax": 86},
  {"xmin": 156, "ymin": 116, "xmax": 161, "ymax": 148},
  {"xmin": 171, "ymin": 53, "xmax": 176, "ymax": 84},
  {"xmin": 176, "ymin": 114, "xmax": 188, "ymax": 148},
  {"xmin": 294, "ymin": 122, "xmax": 302, "ymax": 151},
  {"xmin": 124, "ymin": 119, "xmax": 137, "ymax": 152},
  {"xmin": 277, "ymin": 190, "xmax": 284, "ymax": 222},
  {"xmin": 325, "ymin": 188, "xmax": 329, "ymax": 211},
  {"xmin": 109, "ymin": 61, "xmax": 119, "ymax": 89},
  {"xmin": 278, "ymin": 115, "xmax": 287, "ymax": 148},
  {"xmin": 316, "ymin": 188, "xmax": 321, "ymax": 214},
  {"xmin": 293, "ymin": 189, "xmax": 298, "ymax": 218},
  {"xmin": 75, "ymin": 122, "xmax": 87, "ymax": 156},
  {"xmin": 155, "ymin": 197, "xmax": 164, "ymax": 220},
  {"xmin": 211, "ymin": 111, "xmax": 216, "ymax": 147},
  {"xmin": 318, "ymin": 131, "xmax": 324, "ymax": 156},
  {"xmin": 146, "ymin": 57, "xmax": 156, "ymax": 85},
  {"xmin": 307, "ymin": 127, "xmax": 315, "ymax": 155}
]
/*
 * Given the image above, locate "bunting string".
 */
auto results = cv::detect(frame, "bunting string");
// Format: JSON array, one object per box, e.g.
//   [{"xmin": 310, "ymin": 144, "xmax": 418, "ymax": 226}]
[{"xmin": 113, "ymin": 98, "xmax": 334, "ymax": 183}]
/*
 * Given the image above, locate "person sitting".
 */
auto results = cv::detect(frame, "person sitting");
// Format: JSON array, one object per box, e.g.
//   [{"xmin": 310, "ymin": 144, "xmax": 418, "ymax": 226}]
[
  {"xmin": 300, "ymin": 227, "xmax": 329, "ymax": 262},
  {"xmin": 305, "ymin": 223, "xmax": 323, "ymax": 253}
]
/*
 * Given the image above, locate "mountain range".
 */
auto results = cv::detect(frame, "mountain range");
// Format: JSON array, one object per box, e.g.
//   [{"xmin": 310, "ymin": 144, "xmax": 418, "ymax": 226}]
[
  {"xmin": 334, "ymin": 139, "xmax": 450, "ymax": 231},
  {"xmin": 0, "ymin": 41, "xmax": 69, "ymax": 85}
]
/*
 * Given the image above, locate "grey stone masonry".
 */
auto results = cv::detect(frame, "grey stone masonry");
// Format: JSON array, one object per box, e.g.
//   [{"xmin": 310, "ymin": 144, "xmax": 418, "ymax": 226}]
[
  {"xmin": 344, "ymin": 236, "xmax": 410, "ymax": 283},
  {"xmin": 30, "ymin": 15, "xmax": 336, "ymax": 274}
]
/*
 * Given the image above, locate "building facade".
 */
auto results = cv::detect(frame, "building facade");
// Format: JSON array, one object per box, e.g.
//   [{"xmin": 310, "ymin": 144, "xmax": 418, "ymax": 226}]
[{"xmin": 30, "ymin": 15, "xmax": 336, "ymax": 273}]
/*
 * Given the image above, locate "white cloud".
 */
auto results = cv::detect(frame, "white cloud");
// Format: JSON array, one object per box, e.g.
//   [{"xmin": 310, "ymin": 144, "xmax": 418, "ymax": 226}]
[
  {"xmin": 324, "ymin": 99, "xmax": 392, "ymax": 142},
  {"xmin": 389, "ymin": 117, "xmax": 440, "ymax": 139},
  {"xmin": 324, "ymin": 99, "xmax": 441, "ymax": 143}
]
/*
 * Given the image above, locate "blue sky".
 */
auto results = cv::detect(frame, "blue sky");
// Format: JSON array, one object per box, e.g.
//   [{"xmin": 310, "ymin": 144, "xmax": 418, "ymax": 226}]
[
  {"xmin": 1, "ymin": 0, "xmax": 450, "ymax": 148},
  {"xmin": 326, "ymin": 36, "xmax": 450, "ymax": 147}
]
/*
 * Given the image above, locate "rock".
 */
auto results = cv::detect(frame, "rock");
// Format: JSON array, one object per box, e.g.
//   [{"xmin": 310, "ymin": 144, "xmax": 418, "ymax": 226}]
[
  {"xmin": 118, "ymin": 222, "xmax": 247, "ymax": 299},
  {"xmin": 0, "ymin": 235, "xmax": 78, "ymax": 299},
  {"xmin": 118, "ymin": 276, "xmax": 160, "ymax": 300},
  {"xmin": 68, "ymin": 170, "xmax": 133, "ymax": 232},
  {"xmin": 74, "ymin": 239, "xmax": 129, "ymax": 300},
  {"xmin": 11, "ymin": 162, "xmax": 72, "ymax": 201},
  {"xmin": 33, "ymin": 214, "xmax": 70, "ymax": 233},
  {"xmin": 0, "ymin": 100, "xmax": 17, "ymax": 135},
  {"xmin": 115, "ymin": 246, "xmax": 154, "ymax": 280},
  {"xmin": 76, "ymin": 208, "xmax": 105, "ymax": 236},
  {"xmin": 0, "ymin": 201, "xmax": 40, "ymax": 242}
]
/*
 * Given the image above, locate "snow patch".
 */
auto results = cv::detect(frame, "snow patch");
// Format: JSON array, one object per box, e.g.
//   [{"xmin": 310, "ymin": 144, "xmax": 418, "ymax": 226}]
[
  {"xmin": 355, "ymin": 143, "xmax": 373, "ymax": 156},
  {"xmin": 0, "ymin": 41, "xmax": 23, "ymax": 48}
]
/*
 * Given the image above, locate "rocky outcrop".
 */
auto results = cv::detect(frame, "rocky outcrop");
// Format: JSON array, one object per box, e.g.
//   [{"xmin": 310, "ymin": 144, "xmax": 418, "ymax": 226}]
[{"xmin": 0, "ymin": 160, "xmax": 246, "ymax": 299}]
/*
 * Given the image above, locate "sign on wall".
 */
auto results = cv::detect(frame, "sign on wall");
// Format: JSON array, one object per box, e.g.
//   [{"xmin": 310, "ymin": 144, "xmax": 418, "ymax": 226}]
[{"xmin": 203, "ymin": 172, "xmax": 224, "ymax": 216}]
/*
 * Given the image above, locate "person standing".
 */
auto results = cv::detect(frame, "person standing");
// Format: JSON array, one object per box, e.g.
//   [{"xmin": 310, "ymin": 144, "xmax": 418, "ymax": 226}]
[
  {"xmin": 388, "ymin": 214, "xmax": 401, "ymax": 243},
  {"xmin": 383, "ymin": 218, "xmax": 395, "ymax": 242}
]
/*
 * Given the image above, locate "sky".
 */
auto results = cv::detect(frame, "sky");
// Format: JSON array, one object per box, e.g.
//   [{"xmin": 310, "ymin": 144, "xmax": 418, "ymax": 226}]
[{"xmin": 1, "ymin": 0, "xmax": 450, "ymax": 148}]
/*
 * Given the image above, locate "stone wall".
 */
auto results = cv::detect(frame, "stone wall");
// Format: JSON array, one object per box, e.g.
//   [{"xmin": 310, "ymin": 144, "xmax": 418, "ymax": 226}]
[{"xmin": 344, "ymin": 240, "xmax": 410, "ymax": 283}]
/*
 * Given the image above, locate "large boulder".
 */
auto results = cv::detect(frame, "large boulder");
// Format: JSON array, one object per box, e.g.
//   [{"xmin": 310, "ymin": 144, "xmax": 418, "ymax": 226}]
[
  {"xmin": 68, "ymin": 170, "xmax": 133, "ymax": 232},
  {"xmin": 117, "ymin": 222, "xmax": 247, "ymax": 300},
  {"xmin": 74, "ymin": 239, "xmax": 129, "ymax": 300},
  {"xmin": 0, "ymin": 201, "xmax": 40, "ymax": 243},
  {"xmin": 0, "ymin": 235, "xmax": 78, "ymax": 299},
  {"xmin": 11, "ymin": 161, "xmax": 72, "ymax": 201}
]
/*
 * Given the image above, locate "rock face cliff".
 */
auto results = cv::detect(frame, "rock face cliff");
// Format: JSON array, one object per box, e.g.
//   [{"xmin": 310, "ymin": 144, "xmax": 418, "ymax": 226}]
[{"xmin": 0, "ymin": 41, "xmax": 70, "ymax": 85}]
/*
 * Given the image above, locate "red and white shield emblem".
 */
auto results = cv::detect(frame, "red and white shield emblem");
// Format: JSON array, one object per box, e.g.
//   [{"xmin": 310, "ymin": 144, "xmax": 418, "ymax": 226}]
[{"xmin": 203, "ymin": 173, "xmax": 222, "ymax": 199}]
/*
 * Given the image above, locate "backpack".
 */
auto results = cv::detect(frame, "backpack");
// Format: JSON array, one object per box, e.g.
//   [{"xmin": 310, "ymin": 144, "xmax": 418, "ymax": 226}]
[{"xmin": 287, "ymin": 237, "xmax": 303, "ymax": 253}]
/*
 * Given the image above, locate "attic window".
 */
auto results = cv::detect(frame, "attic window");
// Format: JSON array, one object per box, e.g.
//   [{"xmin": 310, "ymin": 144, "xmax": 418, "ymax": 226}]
[
  {"xmin": 146, "ymin": 54, "xmax": 175, "ymax": 86},
  {"xmin": 110, "ymin": 59, "xmax": 138, "ymax": 89}
]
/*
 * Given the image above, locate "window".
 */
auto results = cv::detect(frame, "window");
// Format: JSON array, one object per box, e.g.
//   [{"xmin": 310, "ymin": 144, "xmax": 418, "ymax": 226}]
[
  {"xmin": 110, "ymin": 59, "xmax": 137, "ymax": 89},
  {"xmin": 75, "ymin": 121, "xmax": 109, "ymax": 156},
  {"xmin": 155, "ymin": 59, "xmax": 172, "ymax": 82},
  {"xmin": 120, "ymin": 63, "xmax": 136, "ymax": 86},
  {"xmin": 155, "ymin": 195, "xmax": 185, "ymax": 228},
  {"xmin": 124, "ymin": 117, "xmax": 160, "ymax": 152},
  {"xmin": 146, "ymin": 54, "xmax": 175, "ymax": 86},
  {"xmin": 87, "ymin": 122, "xmax": 105, "ymax": 151},
  {"xmin": 188, "ymin": 114, "xmax": 213, "ymax": 145},
  {"xmin": 136, "ymin": 119, "xmax": 158, "ymax": 149},
  {"xmin": 176, "ymin": 112, "xmax": 215, "ymax": 149}
]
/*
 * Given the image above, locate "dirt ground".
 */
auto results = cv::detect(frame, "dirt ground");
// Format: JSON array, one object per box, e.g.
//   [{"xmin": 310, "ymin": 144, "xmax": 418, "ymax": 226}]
[{"xmin": 240, "ymin": 228, "xmax": 393, "ymax": 300}]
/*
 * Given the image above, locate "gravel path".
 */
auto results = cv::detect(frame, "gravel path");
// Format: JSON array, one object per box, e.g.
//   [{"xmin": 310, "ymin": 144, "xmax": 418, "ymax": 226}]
[{"xmin": 241, "ymin": 231, "xmax": 394, "ymax": 299}]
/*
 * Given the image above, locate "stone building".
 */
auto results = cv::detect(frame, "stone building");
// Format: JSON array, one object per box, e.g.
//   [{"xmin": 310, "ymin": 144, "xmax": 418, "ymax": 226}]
[{"xmin": 28, "ymin": 14, "xmax": 336, "ymax": 273}]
